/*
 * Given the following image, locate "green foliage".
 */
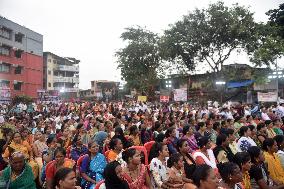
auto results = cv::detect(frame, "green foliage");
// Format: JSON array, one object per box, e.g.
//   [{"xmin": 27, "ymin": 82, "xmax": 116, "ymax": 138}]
[
  {"xmin": 12, "ymin": 95, "xmax": 33, "ymax": 105},
  {"xmin": 267, "ymin": 3, "xmax": 284, "ymax": 39},
  {"xmin": 250, "ymin": 3, "xmax": 284, "ymax": 67},
  {"xmin": 116, "ymin": 26, "xmax": 162, "ymax": 96},
  {"xmin": 160, "ymin": 1, "xmax": 257, "ymax": 74}
]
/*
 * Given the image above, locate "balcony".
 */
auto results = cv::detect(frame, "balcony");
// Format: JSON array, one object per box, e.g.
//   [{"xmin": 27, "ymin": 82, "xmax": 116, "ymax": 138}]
[
  {"xmin": 54, "ymin": 65, "xmax": 79, "ymax": 72},
  {"xmin": 53, "ymin": 76, "xmax": 79, "ymax": 83}
]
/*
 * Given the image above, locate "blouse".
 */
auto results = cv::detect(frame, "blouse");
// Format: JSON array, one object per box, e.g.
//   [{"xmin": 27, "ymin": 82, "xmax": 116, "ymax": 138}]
[{"xmin": 149, "ymin": 157, "xmax": 168, "ymax": 188}]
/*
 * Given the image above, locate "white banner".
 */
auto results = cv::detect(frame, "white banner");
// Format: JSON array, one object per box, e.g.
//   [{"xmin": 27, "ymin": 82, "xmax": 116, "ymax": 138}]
[
  {"xmin": 174, "ymin": 88, "xmax": 187, "ymax": 102},
  {"xmin": 257, "ymin": 92, "xmax": 278, "ymax": 102}
]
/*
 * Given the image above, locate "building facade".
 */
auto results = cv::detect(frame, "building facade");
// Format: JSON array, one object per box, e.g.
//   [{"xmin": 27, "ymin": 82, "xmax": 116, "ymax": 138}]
[
  {"xmin": 43, "ymin": 52, "xmax": 80, "ymax": 99},
  {"xmin": 0, "ymin": 16, "xmax": 43, "ymax": 103}
]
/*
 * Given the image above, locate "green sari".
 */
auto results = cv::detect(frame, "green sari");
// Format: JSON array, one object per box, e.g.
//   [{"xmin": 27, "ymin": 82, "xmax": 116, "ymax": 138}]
[{"xmin": 1, "ymin": 164, "xmax": 36, "ymax": 189}]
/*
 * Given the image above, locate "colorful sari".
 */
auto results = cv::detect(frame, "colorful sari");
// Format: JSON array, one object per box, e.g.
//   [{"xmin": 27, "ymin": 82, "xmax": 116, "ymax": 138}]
[
  {"xmin": 1, "ymin": 164, "xmax": 36, "ymax": 189},
  {"xmin": 80, "ymin": 153, "xmax": 107, "ymax": 189},
  {"xmin": 121, "ymin": 164, "xmax": 148, "ymax": 189}
]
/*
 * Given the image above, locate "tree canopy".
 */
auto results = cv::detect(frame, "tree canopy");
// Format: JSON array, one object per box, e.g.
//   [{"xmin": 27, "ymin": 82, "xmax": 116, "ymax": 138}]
[
  {"xmin": 160, "ymin": 1, "xmax": 257, "ymax": 74},
  {"xmin": 116, "ymin": 26, "xmax": 162, "ymax": 96}
]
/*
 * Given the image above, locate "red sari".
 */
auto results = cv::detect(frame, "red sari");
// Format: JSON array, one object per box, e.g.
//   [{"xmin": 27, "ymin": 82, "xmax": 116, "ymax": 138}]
[{"xmin": 121, "ymin": 164, "xmax": 149, "ymax": 189}]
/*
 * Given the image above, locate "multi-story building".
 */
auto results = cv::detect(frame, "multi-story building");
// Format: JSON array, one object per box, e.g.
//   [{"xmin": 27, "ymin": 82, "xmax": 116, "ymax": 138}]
[
  {"xmin": 43, "ymin": 52, "xmax": 80, "ymax": 99},
  {"xmin": 0, "ymin": 16, "xmax": 43, "ymax": 103}
]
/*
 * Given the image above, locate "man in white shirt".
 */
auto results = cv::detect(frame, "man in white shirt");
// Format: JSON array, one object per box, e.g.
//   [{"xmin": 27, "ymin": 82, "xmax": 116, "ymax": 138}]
[{"xmin": 261, "ymin": 107, "xmax": 271, "ymax": 121}]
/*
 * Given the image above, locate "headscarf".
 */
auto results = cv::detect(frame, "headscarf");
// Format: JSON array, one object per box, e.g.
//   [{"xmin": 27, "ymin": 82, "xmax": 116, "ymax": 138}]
[{"xmin": 103, "ymin": 161, "xmax": 129, "ymax": 189}]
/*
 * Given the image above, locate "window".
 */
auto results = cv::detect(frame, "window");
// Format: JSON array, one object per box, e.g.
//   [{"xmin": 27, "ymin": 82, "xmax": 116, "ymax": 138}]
[
  {"xmin": 48, "ymin": 59, "xmax": 51, "ymax": 62},
  {"xmin": 14, "ymin": 82, "xmax": 22, "ymax": 91},
  {"xmin": 15, "ymin": 50, "xmax": 22, "ymax": 58},
  {"xmin": 91, "ymin": 81, "xmax": 94, "ymax": 87},
  {"xmin": 14, "ymin": 66, "xmax": 22, "ymax": 74},
  {"xmin": 15, "ymin": 33, "xmax": 23, "ymax": 43},
  {"xmin": 0, "ymin": 80, "xmax": 9, "ymax": 88},
  {"xmin": 0, "ymin": 63, "xmax": 10, "ymax": 73},
  {"xmin": 0, "ymin": 27, "xmax": 11, "ymax": 39},
  {"xmin": 48, "ymin": 70, "xmax": 51, "ymax": 75},
  {"xmin": 0, "ymin": 46, "xmax": 10, "ymax": 56},
  {"xmin": 48, "ymin": 83, "xmax": 51, "ymax": 87}
]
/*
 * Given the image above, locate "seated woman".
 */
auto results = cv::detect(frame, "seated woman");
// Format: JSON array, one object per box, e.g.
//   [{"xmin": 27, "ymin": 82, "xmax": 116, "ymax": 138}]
[
  {"xmin": 213, "ymin": 134, "xmax": 234, "ymax": 163},
  {"xmin": 262, "ymin": 138, "xmax": 284, "ymax": 184},
  {"xmin": 57, "ymin": 127, "xmax": 72, "ymax": 149},
  {"xmin": 167, "ymin": 153, "xmax": 185, "ymax": 188},
  {"xmin": 177, "ymin": 139, "xmax": 196, "ymax": 183},
  {"xmin": 45, "ymin": 147, "xmax": 75, "ymax": 189},
  {"xmin": 275, "ymin": 135, "xmax": 284, "ymax": 168},
  {"xmin": 182, "ymin": 125, "xmax": 198, "ymax": 153},
  {"xmin": 70, "ymin": 134, "xmax": 88, "ymax": 162},
  {"xmin": 80, "ymin": 141, "xmax": 107, "ymax": 189},
  {"xmin": 107, "ymin": 138, "xmax": 123, "ymax": 162},
  {"xmin": 217, "ymin": 162, "xmax": 244, "ymax": 189},
  {"xmin": 165, "ymin": 127, "xmax": 178, "ymax": 155},
  {"xmin": 53, "ymin": 167, "xmax": 81, "ymax": 189},
  {"xmin": 193, "ymin": 136, "xmax": 217, "ymax": 171},
  {"xmin": 2, "ymin": 131, "xmax": 38, "ymax": 179},
  {"xmin": 234, "ymin": 152, "xmax": 252, "ymax": 189},
  {"xmin": 191, "ymin": 164, "xmax": 219, "ymax": 189},
  {"xmin": 33, "ymin": 130, "xmax": 48, "ymax": 182},
  {"xmin": 149, "ymin": 143, "xmax": 175, "ymax": 189},
  {"xmin": 237, "ymin": 126, "xmax": 257, "ymax": 152},
  {"xmin": 0, "ymin": 151, "xmax": 36, "ymax": 189},
  {"xmin": 128, "ymin": 125, "xmax": 141, "ymax": 146},
  {"xmin": 247, "ymin": 146, "xmax": 284, "ymax": 189},
  {"xmin": 101, "ymin": 161, "xmax": 129, "ymax": 189},
  {"xmin": 121, "ymin": 148, "xmax": 152, "ymax": 189}
]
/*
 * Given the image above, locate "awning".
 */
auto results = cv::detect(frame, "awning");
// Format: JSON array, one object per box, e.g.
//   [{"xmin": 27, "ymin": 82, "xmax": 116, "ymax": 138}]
[{"xmin": 227, "ymin": 80, "xmax": 254, "ymax": 88}]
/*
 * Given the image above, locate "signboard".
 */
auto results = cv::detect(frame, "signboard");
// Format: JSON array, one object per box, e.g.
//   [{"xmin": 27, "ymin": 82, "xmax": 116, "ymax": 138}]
[
  {"xmin": 173, "ymin": 88, "xmax": 187, "ymax": 102},
  {"xmin": 160, "ymin": 95, "xmax": 170, "ymax": 102},
  {"xmin": 137, "ymin": 96, "xmax": 147, "ymax": 102},
  {"xmin": 257, "ymin": 92, "xmax": 278, "ymax": 102}
]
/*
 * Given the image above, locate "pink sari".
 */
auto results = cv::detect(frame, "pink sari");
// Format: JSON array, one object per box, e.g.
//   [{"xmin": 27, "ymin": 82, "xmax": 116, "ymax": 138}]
[{"xmin": 121, "ymin": 164, "xmax": 149, "ymax": 189}]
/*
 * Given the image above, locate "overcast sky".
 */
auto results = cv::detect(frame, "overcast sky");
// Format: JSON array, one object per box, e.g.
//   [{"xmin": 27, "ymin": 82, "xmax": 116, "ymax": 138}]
[{"xmin": 0, "ymin": 0, "xmax": 282, "ymax": 89}]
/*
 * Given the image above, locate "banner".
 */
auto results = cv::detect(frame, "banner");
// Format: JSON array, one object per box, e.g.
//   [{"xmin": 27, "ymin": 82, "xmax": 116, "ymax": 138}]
[
  {"xmin": 160, "ymin": 95, "xmax": 169, "ymax": 102},
  {"xmin": 137, "ymin": 96, "xmax": 147, "ymax": 102},
  {"xmin": 173, "ymin": 88, "xmax": 187, "ymax": 102},
  {"xmin": 257, "ymin": 92, "xmax": 278, "ymax": 102}
]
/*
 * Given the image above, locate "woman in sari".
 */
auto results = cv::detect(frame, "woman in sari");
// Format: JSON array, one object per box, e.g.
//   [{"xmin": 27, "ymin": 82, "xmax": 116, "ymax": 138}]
[
  {"xmin": 121, "ymin": 148, "xmax": 152, "ymax": 189},
  {"xmin": 2, "ymin": 132, "xmax": 38, "ymax": 179},
  {"xmin": 45, "ymin": 147, "xmax": 75, "ymax": 189},
  {"xmin": 182, "ymin": 125, "xmax": 198, "ymax": 153},
  {"xmin": 262, "ymin": 138, "xmax": 284, "ymax": 184},
  {"xmin": 0, "ymin": 151, "xmax": 36, "ymax": 189},
  {"xmin": 192, "ymin": 136, "xmax": 217, "ymax": 172},
  {"xmin": 80, "ymin": 141, "xmax": 107, "ymax": 189}
]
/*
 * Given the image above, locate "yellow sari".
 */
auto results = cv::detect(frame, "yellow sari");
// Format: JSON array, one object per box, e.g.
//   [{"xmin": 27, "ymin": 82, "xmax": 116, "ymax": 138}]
[{"xmin": 263, "ymin": 151, "xmax": 284, "ymax": 184}]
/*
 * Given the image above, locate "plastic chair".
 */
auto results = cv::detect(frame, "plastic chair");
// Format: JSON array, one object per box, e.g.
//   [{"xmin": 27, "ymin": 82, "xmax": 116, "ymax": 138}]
[
  {"xmin": 129, "ymin": 146, "xmax": 148, "ymax": 165},
  {"xmin": 94, "ymin": 180, "xmax": 105, "ymax": 189},
  {"xmin": 144, "ymin": 141, "xmax": 155, "ymax": 157}
]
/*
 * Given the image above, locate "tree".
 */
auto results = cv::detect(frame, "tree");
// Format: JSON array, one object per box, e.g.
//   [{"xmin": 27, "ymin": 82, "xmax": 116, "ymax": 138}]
[
  {"xmin": 267, "ymin": 3, "xmax": 284, "ymax": 39},
  {"xmin": 160, "ymin": 1, "xmax": 257, "ymax": 76},
  {"xmin": 12, "ymin": 95, "xmax": 33, "ymax": 105},
  {"xmin": 250, "ymin": 4, "xmax": 284, "ymax": 66},
  {"xmin": 116, "ymin": 26, "xmax": 162, "ymax": 97}
]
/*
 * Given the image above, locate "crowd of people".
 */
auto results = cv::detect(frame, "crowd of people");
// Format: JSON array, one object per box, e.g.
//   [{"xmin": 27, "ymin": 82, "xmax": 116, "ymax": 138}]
[{"xmin": 0, "ymin": 100, "xmax": 284, "ymax": 189}]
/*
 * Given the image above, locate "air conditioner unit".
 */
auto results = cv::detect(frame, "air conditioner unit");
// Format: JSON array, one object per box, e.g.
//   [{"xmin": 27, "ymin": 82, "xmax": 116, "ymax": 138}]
[
  {"xmin": 12, "ymin": 47, "xmax": 18, "ymax": 50},
  {"xmin": 0, "ymin": 61, "xmax": 2, "ymax": 64},
  {"xmin": 13, "ymin": 80, "xmax": 18, "ymax": 84},
  {"xmin": 12, "ymin": 64, "xmax": 18, "ymax": 67}
]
